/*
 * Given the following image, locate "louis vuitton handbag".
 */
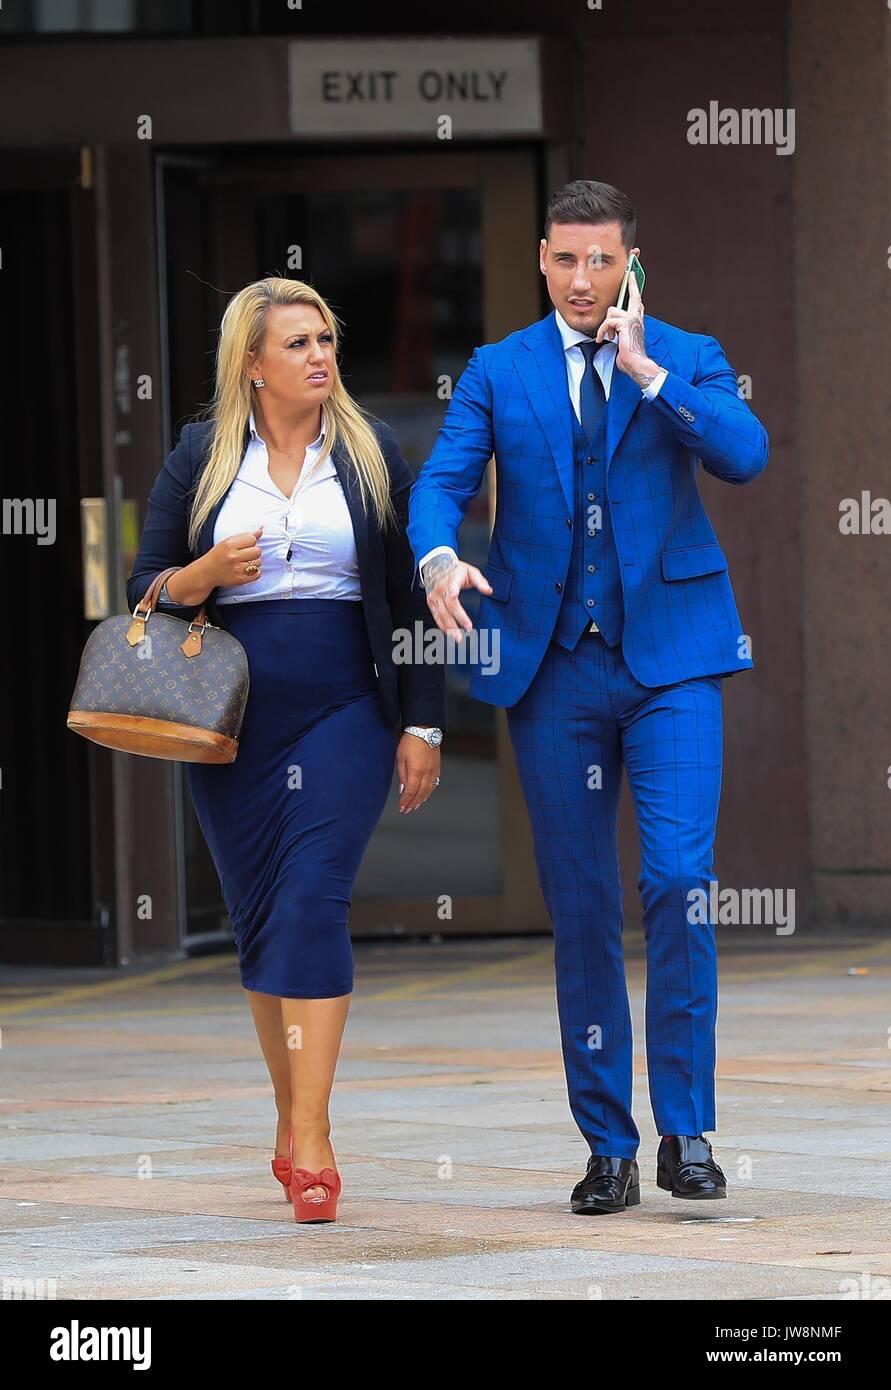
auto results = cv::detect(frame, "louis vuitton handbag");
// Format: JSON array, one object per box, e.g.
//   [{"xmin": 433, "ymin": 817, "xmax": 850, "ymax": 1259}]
[{"xmin": 66, "ymin": 566, "xmax": 250, "ymax": 763}]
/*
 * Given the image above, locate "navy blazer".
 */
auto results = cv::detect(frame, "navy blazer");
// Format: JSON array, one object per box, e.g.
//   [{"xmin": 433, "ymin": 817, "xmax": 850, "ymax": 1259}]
[{"xmin": 126, "ymin": 416, "xmax": 446, "ymax": 732}]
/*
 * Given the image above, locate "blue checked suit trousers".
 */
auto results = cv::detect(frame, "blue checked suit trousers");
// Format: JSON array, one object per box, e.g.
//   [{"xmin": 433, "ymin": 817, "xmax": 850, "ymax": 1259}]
[{"xmin": 507, "ymin": 631, "xmax": 724, "ymax": 1154}]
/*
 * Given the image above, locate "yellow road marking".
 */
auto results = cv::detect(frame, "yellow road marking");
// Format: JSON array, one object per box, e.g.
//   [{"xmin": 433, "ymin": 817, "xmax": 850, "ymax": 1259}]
[
  {"xmin": 5, "ymin": 1004, "xmax": 244, "ymax": 1026},
  {"xmin": 364, "ymin": 945, "xmax": 554, "ymax": 1002},
  {"xmin": 715, "ymin": 937, "xmax": 891, "ymax": 983},
  {"xmin": 0, "ymin": 955, "xmax": 235, "ymax": 1020}
]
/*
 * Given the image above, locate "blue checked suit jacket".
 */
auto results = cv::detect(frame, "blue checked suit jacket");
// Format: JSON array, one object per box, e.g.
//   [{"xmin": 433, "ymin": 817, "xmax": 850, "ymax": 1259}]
[{"xmin": 407, "ymin": 310, "xmax": 768, "ymax": 705}]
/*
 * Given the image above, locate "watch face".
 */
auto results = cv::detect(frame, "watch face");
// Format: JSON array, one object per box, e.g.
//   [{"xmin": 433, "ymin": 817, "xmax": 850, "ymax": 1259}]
[{"xmin": 430, "ymin": 729, "xmax": 443, "ymax": 747}]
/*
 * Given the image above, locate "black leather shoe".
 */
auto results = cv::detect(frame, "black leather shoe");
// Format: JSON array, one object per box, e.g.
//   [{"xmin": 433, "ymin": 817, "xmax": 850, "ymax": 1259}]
[
  {"xmin": 571, "ymin": 1155, "xmax": 640, "ymax": 1214},
  {"xmin": 656, "ymin": 1134, "xmax": 727, "ymax": 1199}
]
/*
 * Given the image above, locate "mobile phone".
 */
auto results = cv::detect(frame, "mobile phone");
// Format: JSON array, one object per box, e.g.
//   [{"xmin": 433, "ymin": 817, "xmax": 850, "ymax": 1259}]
[{"xmin": 615, "ymin": 253, "xmax": 646, "ymax": 312}]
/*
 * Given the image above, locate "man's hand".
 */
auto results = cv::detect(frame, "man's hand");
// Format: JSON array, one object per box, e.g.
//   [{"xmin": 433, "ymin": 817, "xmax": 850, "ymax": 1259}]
[
  {"xmin": 421, "ymin": 551, "xmax": 492, "ymax": 640},
  {"xmin": 596, "ymin": 271, "xmax": 662, "ymax": 391}
]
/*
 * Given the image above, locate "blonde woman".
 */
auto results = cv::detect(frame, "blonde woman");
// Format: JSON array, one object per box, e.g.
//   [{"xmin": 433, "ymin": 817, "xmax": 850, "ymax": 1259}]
[{"xmin": 127, "ymin": 278, "xmax": 445, "ymax": 1223}]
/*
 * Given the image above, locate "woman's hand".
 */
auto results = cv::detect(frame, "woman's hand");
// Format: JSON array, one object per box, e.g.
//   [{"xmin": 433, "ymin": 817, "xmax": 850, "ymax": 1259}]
[
  {"xmin": 168, "ymin": 524, "xmax": 266, "ymax": 605},
  {"xmin": 202, "ymin": 525, "xmax": 265, "ymax": 589},
  {"xmin": 397, "ymin": 733, "xmax": 441, "ymax": 813}
]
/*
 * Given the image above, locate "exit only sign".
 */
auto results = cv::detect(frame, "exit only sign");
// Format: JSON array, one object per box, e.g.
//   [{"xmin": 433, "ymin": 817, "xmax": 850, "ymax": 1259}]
[{"xmin": 289, "ymin": 37, "xmax": 543, "ymax": 138}]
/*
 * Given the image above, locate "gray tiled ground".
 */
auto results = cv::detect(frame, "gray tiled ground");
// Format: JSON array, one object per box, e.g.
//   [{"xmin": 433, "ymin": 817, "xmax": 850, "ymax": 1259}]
[{"xmin": 1, "ymin": 931, "xmax": 890, "ymax": 1300}]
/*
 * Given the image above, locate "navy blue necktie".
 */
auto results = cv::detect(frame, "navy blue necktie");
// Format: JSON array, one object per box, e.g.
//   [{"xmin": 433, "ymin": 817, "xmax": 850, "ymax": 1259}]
[{"xmin": 579, "ymin": 339, "xmax": 607, "ymax": 448}]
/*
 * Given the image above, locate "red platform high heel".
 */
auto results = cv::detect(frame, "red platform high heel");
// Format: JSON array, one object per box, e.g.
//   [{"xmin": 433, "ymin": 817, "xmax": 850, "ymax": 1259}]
[
  {"xmin": 289, "ymin": 1164, "xmax": 341, "ymax": 1224},
  {"xmin": 270, "ymin": 1128, "xmax": 293, "ymax": 1202}
]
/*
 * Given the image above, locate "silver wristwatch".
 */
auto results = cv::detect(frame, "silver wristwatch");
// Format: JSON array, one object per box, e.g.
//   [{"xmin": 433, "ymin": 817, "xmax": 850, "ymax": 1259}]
[{"xmin": 403, "ymin": 725, "xmax": 443, "ymax": 748}]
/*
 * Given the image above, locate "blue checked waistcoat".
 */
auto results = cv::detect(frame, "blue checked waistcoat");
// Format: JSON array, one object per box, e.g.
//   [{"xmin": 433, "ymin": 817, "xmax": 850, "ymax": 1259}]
[{"xmin": 553, "ymin": 391, "xmax": 624, "ymax": 650}]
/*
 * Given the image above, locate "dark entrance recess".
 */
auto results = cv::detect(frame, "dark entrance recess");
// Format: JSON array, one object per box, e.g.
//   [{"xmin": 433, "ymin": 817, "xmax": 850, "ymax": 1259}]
[{"xmin": 0, "ymin": 150, "xmax": 113, "ymax": 966}]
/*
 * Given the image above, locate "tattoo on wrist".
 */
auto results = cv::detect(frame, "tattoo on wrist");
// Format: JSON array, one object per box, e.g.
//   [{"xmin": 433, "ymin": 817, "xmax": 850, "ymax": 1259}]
[
  {"xmin": 421, "ymin": 553, "xmax": 458, "ymax": 591},
  {"xmin": 632, "ymin": 369, "xmax": 658, "ymax": 390},
  {"xmin": 627, "ymin": 318, "xmax": 646, "ymax": 357}
]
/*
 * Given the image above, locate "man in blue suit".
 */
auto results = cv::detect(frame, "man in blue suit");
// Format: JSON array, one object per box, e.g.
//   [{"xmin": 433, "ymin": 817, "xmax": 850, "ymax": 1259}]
[{"xmin": 408, "ymin": 180, "xmax": 768, "ymax": 1214}]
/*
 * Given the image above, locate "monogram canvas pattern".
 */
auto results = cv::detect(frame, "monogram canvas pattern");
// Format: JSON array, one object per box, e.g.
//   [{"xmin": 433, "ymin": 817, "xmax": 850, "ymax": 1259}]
[{"xmin": 69, "ymin": 613, "xmax": 250, "ymax": 737}]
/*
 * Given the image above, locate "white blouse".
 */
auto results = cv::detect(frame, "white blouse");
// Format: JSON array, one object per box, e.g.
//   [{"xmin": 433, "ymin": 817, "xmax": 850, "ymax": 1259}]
[{"xmin": 160, "ymin": 411, "xmax": 361, "ymax": 607}]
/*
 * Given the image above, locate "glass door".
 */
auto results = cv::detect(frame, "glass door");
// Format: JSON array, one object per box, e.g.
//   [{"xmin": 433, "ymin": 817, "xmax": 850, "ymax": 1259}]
[{"xmin": 159, "ymin": 146, "xmax": 546, "ymax": 938}]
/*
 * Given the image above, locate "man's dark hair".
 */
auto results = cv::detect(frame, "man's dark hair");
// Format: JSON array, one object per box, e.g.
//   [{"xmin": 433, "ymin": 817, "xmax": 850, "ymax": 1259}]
[{"xmin": 544, "ymin": 180, "xmax": 637, "ymax": 248}]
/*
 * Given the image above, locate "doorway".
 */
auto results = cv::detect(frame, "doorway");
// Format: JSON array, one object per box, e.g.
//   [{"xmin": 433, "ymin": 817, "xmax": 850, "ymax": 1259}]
[
  {"xmin": 0, "ymin": 149, "xmax": 114, "ymax": 965},
  {"xmin": 157, "ymin": 145, "xmax": 547, "ymax": 939}
]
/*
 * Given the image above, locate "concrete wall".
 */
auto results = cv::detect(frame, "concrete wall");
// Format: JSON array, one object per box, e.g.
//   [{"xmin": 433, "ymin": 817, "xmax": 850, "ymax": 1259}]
[{"xmin": 789, "ymin": 0, "xmax": 891, "ymax": 925}]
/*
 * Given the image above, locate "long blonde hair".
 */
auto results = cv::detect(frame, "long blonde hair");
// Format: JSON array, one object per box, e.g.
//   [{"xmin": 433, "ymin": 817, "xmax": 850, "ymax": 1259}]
[{"xmin": 187, "ymin": 277, "xmax": 396, "ymax": 552}]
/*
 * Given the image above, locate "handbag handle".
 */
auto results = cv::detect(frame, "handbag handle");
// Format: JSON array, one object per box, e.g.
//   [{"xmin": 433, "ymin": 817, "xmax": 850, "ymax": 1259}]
[
  {"xmin": 127, "ymin": 566, "xmax": 212, "ymax": 657},
  {"xmin": 133, "ymin": 566, "xmax": 209, "ymax": 628}
]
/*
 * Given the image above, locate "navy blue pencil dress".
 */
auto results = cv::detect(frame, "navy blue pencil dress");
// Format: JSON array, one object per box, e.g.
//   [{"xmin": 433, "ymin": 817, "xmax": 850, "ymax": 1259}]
[
  {"xmin": 187, "ymin": 597, "xmax": 396, "ymax": 997},
  {"xmin": 126, "ymin": 412, "xmax": 446, "ymax": 999}
]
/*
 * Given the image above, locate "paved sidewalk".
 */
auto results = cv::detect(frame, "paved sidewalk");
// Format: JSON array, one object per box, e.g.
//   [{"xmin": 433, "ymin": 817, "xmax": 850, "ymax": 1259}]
[{"xmin": 1, "ymin": 932, "xmax": 889, "ymax": 1300}]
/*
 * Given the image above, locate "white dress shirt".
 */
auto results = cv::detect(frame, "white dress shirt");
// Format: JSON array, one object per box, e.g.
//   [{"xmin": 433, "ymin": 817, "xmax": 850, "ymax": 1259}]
[
  {"xmin": 160, "ymin": 410, "xmax": 361, "ymax": 606},
  {"xmin": 418, "ymin": 309, "xmax": 667, "ymax": 577}
]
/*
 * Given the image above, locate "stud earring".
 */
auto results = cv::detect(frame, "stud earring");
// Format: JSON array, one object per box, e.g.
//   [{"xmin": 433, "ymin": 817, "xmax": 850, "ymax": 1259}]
[{"xmin": 252, "ymin": 377, "xmax": 266, "ymax": 388}]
